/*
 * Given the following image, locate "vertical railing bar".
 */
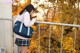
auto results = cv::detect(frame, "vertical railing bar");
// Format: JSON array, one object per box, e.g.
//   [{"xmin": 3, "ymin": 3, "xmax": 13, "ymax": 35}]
[
  {"xmin": 74, "ymin": 27, "xmax": 77, "ymax": 53},
  {"xmin": 38, "ymin": 24, "xmax": 40, "ymax": 53},
  {"xmin": 60, "ymin": 26, "xmax": 64, "ymax": 53},
  {"xmin": 49, "ymin": 25, "xmax": 51, "ymax": 53}
]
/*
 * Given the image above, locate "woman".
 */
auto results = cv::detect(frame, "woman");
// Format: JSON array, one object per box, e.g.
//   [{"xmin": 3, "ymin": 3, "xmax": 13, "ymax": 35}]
[{"xmin": 14, "ymin": 4, "xmax": 37, "ymax": 53}]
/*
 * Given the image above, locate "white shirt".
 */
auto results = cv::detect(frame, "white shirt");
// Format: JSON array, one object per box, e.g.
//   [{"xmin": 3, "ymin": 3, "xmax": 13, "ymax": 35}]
[
  {"xmin": 14, "ymin": 11, "xmax": 36, "ymax": 39},
  {"xmin": 14, "ymin": 11, "xmax": 36, "ymax": 26}
]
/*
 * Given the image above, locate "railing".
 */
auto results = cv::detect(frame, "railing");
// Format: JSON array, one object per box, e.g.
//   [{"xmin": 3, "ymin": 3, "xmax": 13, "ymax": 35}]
[
  {"xmin": 36, "ymin": 21, "xmax": 80, "ymax": 53},
  {"xmin": 0, "ymin": 18, "xmax": 80, "ymax": 53}
]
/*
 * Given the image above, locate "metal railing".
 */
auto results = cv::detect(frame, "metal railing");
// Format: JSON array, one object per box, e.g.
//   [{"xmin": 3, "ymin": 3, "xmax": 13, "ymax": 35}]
[
  {"xmin": 0, "ymin": 18, "xmax": 80, "ymax": 53},
  {"xmin": 36, "ymin": 21, "xmax": 80, "ymax": 53}
]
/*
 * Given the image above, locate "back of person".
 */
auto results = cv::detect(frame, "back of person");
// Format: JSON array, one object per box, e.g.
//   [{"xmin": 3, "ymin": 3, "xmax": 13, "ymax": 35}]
[{"xmin": 14, "ymin": 4, "xmax": 37, "ymax": 53}]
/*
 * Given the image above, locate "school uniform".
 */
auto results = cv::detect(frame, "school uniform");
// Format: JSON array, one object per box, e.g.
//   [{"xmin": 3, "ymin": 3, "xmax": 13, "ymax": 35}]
[{"xmin": 14, "ymin": 11, "xmax": 36, "ymax": 46}]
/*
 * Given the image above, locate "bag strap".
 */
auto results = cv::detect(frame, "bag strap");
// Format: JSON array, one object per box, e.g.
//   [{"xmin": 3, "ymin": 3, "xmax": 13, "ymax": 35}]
[
  {"xmin": 19, "ymin": 13, "xmax": 24, "ymax": 33},
  {"xmin": 19, "ymin": 12, "xmax": 30, "ymax": 36}
]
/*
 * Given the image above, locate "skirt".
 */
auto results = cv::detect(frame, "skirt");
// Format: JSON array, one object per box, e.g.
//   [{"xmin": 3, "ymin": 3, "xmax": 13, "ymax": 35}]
[{"xmin": 15, "ymin": 38, "xmax": 30, "ymax": 46}]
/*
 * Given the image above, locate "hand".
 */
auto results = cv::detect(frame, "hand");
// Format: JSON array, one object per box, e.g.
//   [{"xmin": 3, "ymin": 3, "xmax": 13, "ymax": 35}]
[
  {"xmin": 31, "ymin": 13, "xmax": 37, "ymax": 18},
  {"xmin": 36, "ymin": 17, "xmax": 43, "ymax": 21}
]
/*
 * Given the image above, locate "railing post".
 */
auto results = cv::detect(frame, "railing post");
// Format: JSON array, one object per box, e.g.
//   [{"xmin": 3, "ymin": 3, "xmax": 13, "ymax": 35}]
[
  {"xmin": 38, "ymin": 24, "xmax": 40, "ymax": 53},
  {"xmin": 74, "ymin": 27, "xmax": 77, "ymax": 53},
  {"xmin": 60, "ymin": 26, "xmax": 64, "ymax": 53},
  {"xmin": 49, "ymin": 25, "xmax": 52, "ymax": 53}
]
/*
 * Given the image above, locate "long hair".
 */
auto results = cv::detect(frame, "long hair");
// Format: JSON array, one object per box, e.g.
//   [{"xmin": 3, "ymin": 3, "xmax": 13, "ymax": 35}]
[{"xmin": 19, "ymin": 4, "xmax": 35, "ymax": 15}]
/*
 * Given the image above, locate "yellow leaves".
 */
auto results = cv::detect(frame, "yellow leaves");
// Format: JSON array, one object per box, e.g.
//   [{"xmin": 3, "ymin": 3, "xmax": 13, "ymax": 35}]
[
  {"xmin": 59, "ymin": 4, "xmax": 75, "ymax": 23},
  {"xmin": 46, "ymin": 18, "xmax": 53, "ymax": 22},
  {"xmin": 40, "ymin": 51, "xmax": 46, "ymax": 53},
  {"xmin": 32, "ymin": 25, "xmax": 37, "ymax": 31},
  {"xmin": 30, "ymin": 40, "xmax": 37, "ymax": 48},
  {"xmin": 58, "ymin": 0, "xmax": 77, "ymax": 5},
  {"xmin": 53, "ymin": 14, "xmax": 61, "ymax": 23},
  {"xmin": 59, "ymin": 0, "xmax": 65, "ymax": 3},
  {"xmin": 49, "ymin": 0, "xmax": 56, "ymax": 3},
  {"xmin": 28, "ymin": 40, "xmax": 38, "ymax": 53},
  {"xmin": 63, "ymin": 36, "xmax": 74, "ymax": 51},
  {"xmin": 52, "ymin": 25, "xmax": 62, "ymax": 39},
  {"xmin": 67, "ymin": 0, "xmax": 77, "ymax": 5}
]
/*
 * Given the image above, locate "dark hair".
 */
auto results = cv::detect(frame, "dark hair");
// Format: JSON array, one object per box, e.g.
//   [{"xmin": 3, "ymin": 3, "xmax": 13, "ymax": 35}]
[{"xmin": 19, "ymin": 4, "xmax": 35, "ymax": 15}]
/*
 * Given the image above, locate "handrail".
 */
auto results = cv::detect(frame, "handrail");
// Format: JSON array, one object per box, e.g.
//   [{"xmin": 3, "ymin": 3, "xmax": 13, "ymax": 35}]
[
  {"xmin": 36, "ymin": 21, "xmax": 80, "ymax": 27},
  {"xmin": 0, "ymin": 18, "xmax": 80, "ymax": 27},
  {"xmin": 0, "ymin": 18, "xmax": 13, "ymax": 21}
]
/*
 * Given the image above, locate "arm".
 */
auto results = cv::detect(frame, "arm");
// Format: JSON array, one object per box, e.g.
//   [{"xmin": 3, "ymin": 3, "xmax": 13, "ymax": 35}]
[{"xmin": 23, "ymin": 12, "xmax": 36, "ymax": 27}]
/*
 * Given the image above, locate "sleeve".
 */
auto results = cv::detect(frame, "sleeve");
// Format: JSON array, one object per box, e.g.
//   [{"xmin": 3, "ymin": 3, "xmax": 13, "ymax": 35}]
[{"xmin": 23, "ymin": 12, "xmax": 36, "ymax": 27}]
